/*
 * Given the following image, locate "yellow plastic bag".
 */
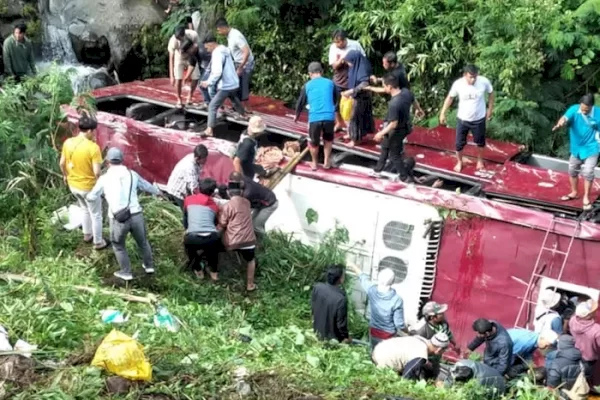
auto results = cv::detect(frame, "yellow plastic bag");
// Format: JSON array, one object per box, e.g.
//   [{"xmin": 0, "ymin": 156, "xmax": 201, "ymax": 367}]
[
  {"xmin": 91, "ymin": 329, "xmax": 152, "ymax": 382},
  {"xmin": 339, "ymin": 96, "xmax": 354, "ymax": 122}
]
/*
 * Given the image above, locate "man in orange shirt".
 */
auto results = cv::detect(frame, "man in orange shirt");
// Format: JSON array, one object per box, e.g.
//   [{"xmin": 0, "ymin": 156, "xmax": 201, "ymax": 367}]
[{"xmin": 59, "ymin": 114, "xmax": 108, "ymax": 249}]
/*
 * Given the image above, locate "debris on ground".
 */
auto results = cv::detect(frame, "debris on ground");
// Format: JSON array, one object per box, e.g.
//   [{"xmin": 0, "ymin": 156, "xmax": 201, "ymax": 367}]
[
  {"xmin": 13, "ymin": 340, "xmax": 37, "ymax": 358},
  {"xmin": 105, "ymin": 376, "xmax": 136, "ymax": 395},
  {"xmin": 91, "ymin": 329, "xmax": 152, "ymax": 382},
  {"xmin": 283, "ymin": 141, "xmax": 301, "ymax": 158},
  {"xmin": 0, "ymin": 355, "xmax": 37, "ymax": 386},
  {"xmin": 101, "ymin": 310, "xmax": 128, "ymax": 324},
  {"xmin": 153, "ymin": 305, "xmax": 179, "ymax": 332},
  {"xmin": 0, "ymin": 327, "xmax": 11, "ymax": 352}
]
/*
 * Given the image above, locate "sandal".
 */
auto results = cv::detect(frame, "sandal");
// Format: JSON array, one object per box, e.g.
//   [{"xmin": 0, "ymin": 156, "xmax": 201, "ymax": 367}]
[
  {"xmin": 560, "ymin": 194, "xmax": 579, "ymax": 201},
  {"xmin": 246, "ymin": 284, "xmax": 258, "ymax": 292},
  {"xmin": 94, "ymin": 239, "xmax": 110, "ymax": 251},
  {"xmin": 583, "ymin": 202, "xmax": 593, "ymax": 211}
]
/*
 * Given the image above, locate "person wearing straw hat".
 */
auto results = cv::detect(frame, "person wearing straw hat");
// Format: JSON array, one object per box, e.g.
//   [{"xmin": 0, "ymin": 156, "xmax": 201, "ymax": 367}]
[
  {"xmin": 535, "ymin": 289, "xmax": 564, "ymax": 335},
  {"xmin": 569, "ymin": 299, "xmax": 600, "ymax": 379},
  {"xmin": 348, "ymin": 264, "xmax": 406, "ymax": 349},
  {"xmin": 372, "ymin": 332, "xmax": 449, "ymax": 380},
  {"xmin": 233, "ymin": 116, "xmax": 267, "ymax": 179}
]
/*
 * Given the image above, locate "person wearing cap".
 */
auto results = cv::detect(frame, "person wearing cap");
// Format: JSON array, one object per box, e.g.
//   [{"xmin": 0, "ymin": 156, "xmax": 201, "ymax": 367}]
[
  {"xmin": 294, "ymin": 61, "xmax": 339, "ymax": 171},
  {"xmin": 467, "ymin": 318, "xmax": 513, "ymax": 376},
  {"xmin": 311, "ymin": 265, "xmax": 350, "ymax": 344},
  {"xmin": 569, "ymin": 299, "xmax": 600, "ymax": 378},
  {"xmin": 87, "ymin": 147, "xmax": 161, "ymax": 281},
  {"xmin": 59, "ymin": 113, "xmax": 108, "ymax": 250},
  {"xmin": 372, "ymin": 332, "xmax": 449, "ymax": 380},
  {"xmin": 535, "ymin": 289, "xmax": 564, "ymax": 335},
  {"xmin": 411, "ymin": 301, "xmax": 459, "ymax": 377},
  {"xmin": 227, "ymin": 172, "xmax": 278, "ymax": 235},
  {"xmin": 440, "ymin": 359, "xmax": 505, "ymax": 398},
  {"xmin": 233, "ymin": 116, "xmax": 267, "ymax": 179},
  {"xmin": 506, "ymin": 328, "xmax": 558, "ymax": 378},
  {"xmin": 218, "ymin": 172, "xmax": 257, "ymax": 291},
  {"xmin": 547, "ymin": 334, "xmax": 586, "ymax": 393},
  {"xmin": 166, "ymin": 144, "xmax": 209, "ymax": 211},
  {"xmin": 348, "ymin": 264, "xmax": 406, "ymax": 349}
]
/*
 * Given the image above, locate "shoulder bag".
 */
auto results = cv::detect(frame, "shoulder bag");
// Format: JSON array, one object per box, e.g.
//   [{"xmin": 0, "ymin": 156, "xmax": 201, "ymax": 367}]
[{"xmin": 113, "ymin": 170, "xmax": 133, "ymax": 223}]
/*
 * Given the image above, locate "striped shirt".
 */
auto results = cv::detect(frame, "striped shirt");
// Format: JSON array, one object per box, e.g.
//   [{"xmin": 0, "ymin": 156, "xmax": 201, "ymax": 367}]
[{"xmin": 167, "ymin": 153, "xmax": 201, "ymax": 199}]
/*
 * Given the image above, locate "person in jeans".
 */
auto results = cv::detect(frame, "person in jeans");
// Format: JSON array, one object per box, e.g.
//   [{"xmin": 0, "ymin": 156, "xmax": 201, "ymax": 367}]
[
  {"xmin": 348, "ymin": 264, "xmax": 405, "ymax": 349},
  {"xmin": 216, "ymin": 18, "xmax": 255, "ymax": 111},
  {"xmin": 227, "ymin": 172, "xmax": 278, "ymax": 235},
  {"xmin": 181, "ymin": 39, "xmax": 213, "ymax": 110},
  {"xmin": 294, "ymin": 61, "xmax": 339, "ymax": 170},
  {"xmin": 373, "ymin": 74, "xmax": 413, "ymax": 182},
  {"xmin": 87, "ymin": 147, "xmax": 160, "ymax": 281},
  {"xmin": 183, "ymin": 178, "xmax": 221, "ymax": 281},
  {"xmin": 218, "ymin": 178, "xmax": 257, "ymax": 291},
  {"xmin": 59, "ymin": 114, "xmax": 108, "ymax": 250},
  {"xmin": 166, "ymin": 144, "xmax": 208, "ymax": 210},
  {"xmin": 552, "ymin": 94, "xmax": 600, "ymax": 211},
  {"xmin": 200, "ymin": 35, "xmax": 246, "ymax": 137},
  {"xmin": 439, "ymin": 64, "xmax": 494, "ymax": 172}
]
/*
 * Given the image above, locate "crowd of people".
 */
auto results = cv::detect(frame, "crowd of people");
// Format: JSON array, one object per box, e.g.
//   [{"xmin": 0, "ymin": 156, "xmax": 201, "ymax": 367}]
[{"xmin": 312, "ymin": 265, "xmax": 598, "ymax": 399}]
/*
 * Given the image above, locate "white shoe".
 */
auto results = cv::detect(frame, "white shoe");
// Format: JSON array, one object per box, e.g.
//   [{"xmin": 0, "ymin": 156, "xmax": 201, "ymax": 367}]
[
  {"xmin": 143, "ymin": 264, "xmax": 155, "ymax": 274},
  {"xmin": 114, "ymin": 271, "xmax": 133, "ymax": 281}
]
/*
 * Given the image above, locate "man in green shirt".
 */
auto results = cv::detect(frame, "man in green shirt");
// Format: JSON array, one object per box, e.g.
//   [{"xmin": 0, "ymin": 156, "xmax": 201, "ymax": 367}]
[{"xmin": 2, "ymin": 23, "xmax": 36, "ymax": 81}]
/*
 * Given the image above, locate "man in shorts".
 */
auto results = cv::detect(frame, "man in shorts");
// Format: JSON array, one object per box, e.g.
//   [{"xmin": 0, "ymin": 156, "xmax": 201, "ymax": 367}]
[
  {"xmin": 439, "ymin": 64, "xmax": 494, "ymax": 173},
  {"xmin": 552, "ymin": 93, "xmax": 600, "ymax": 211},
  {"xmin": 168, "ymin": 26, "xmax": 200, "ymax": 107},
  {"xmin": 216, "ymin": 18, "xmax": 254, "ymax": 111},
  {"xmin": 294, "ymin": 62, "xmax": 339, "ymax": 170}
]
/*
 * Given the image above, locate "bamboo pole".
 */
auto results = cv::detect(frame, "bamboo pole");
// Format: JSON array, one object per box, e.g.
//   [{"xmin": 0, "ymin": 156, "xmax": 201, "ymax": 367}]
[{"xmin": 0, "ymin": 273, "xmax": 158, "ymax": 304}]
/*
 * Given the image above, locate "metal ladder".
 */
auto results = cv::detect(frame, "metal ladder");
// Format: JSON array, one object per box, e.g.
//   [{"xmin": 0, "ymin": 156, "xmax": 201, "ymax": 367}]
[{"xmin": 513, "ymin": 217, "xmax": 581, "ymax": 329}]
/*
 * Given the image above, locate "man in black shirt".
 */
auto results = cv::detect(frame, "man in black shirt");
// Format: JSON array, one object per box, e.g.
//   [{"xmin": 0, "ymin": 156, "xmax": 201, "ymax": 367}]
[
  {"xmin": 311, "ymin": 265, "xmax": 350, "ymax": 343},
  {"xmin": 373, "ymin": 74, "xmax": 413, "ymax": 182},
  {"xmin": 182, "ymin": 39, "xmax": 213, "ymax": 109},
  {"xmin": 228, "ymin": 172, "xmax": 278, "ymax": 235},
  {"xmin": 369, "ymin": 51, "xmax": 424, "ymax": 119},
  {"xmin": 234, "ymin": 116, "xmax": 267, "ymax": 179}
]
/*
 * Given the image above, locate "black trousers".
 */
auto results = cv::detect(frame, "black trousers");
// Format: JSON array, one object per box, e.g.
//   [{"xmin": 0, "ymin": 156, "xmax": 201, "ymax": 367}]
[
  {"xmin": 183, "ymin": 232, "xmax": 221, "ymax": 273},
  {"xmin": 375, "ymin": 132, "xmax": 409, "ymax": 180}
]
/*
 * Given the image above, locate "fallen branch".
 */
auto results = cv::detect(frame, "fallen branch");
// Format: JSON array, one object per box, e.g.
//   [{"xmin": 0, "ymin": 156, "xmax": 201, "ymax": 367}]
[{"xmin": 0, "ymin": 273, "xmax": 159, "ymax": 304}]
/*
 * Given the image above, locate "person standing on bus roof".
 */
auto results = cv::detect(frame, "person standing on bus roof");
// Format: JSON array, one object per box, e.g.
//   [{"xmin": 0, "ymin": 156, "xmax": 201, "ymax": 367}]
[
  {"xmin": 168, "ymin": 26, "xmax": 200, "ymax": 108},
  {"xmin": 439, "ymin": 64, "xmax": 494, "ymax": 173},
  {"xmin": 294, "ymin": 62, "xmax": 339, "ymax": 170},
  {"xmin": 552, "ymin": 94, "xmax": 600, "ymax": 211},
  {"xmin": 328, "ymin": 29, "xmax": 365, "ymax": 133},
  {"xmin": 233, "ymin": 116, "xmax": 267, "ymax": 179},
  {"xmin": 216, "ymin": 18, "xmax": 255, "ymax": 112}
]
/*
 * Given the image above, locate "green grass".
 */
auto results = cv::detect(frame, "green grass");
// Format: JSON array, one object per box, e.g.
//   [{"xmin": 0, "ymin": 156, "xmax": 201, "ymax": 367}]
[{"xmin": 0, "ymin": 189, "xmax": 557, "ymax": 400}]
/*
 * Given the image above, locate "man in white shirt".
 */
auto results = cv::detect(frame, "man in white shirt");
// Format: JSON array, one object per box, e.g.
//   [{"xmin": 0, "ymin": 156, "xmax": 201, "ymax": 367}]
[
  {"xmin": 328, "ymin": 29, "xmax": 365, "ymax": 132},
  {"xmin": 87, "ymin": 148, "xmax": 161, "ymax": 281},
  {"xmin": 200, "ymin": 35, "xmax": 247, "ymax": 137},
  {"xmin": 439, "ymin": 64, "xmax": 495, "ymax": 173},
  {"xmin": 166, "ymin": 144, "xmax": 209, "ymax": 210},
  {"xmin": 372, "ymin": 332, "xmax": 449, "ymax": 380},
  {"xmin": 168, "ymin": 26, "xmax": 200, "ymax": 108},
  {"xmin": 216, "ymin": 18, "xmax": 254, "ymax": 110}
]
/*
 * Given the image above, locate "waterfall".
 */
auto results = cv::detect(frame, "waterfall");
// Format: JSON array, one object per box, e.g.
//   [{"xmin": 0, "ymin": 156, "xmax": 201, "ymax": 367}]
[
  {"xmin": 42, "ymin": 25, "xmax": 78, "ymax": 64},
  {"xmin": 39, "ymin": 23, "xmax": 115, "ymax": 94}
]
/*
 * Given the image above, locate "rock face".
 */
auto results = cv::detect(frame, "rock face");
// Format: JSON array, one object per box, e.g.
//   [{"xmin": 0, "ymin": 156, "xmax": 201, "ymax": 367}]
[{"xmin": 40, "ymin": 0, "xmax": 165, "ymax": 67}]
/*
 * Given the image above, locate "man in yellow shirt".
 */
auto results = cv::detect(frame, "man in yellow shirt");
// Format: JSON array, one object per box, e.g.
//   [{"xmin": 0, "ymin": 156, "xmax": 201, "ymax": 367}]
[{"xmin": 59, "ymin": 114, "xmax": 108, "ymax": 249}]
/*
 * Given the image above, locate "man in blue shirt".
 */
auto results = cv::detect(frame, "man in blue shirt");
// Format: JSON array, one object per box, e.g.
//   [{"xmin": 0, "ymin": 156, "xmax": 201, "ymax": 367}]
[
  {"xmin": 553, "ymin": 93, "xmax": 600, "ymax": 210},
  {"xmin": 294, "ymin": 62, "xmax": 339, "ymax": 171},
  {"xmin": 506, "ymin": 328, "xmax": 557, "ymax": 378}
]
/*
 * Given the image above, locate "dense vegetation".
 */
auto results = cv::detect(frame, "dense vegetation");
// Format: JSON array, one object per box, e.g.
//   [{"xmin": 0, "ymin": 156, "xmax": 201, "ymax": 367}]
[
  {"xmin": 129, "ymin": 0, "xmax": 600, "ymax": 158},
  {"xmin": 0, "ymin": 69, "xmax": 559, "ymax": 399}
]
